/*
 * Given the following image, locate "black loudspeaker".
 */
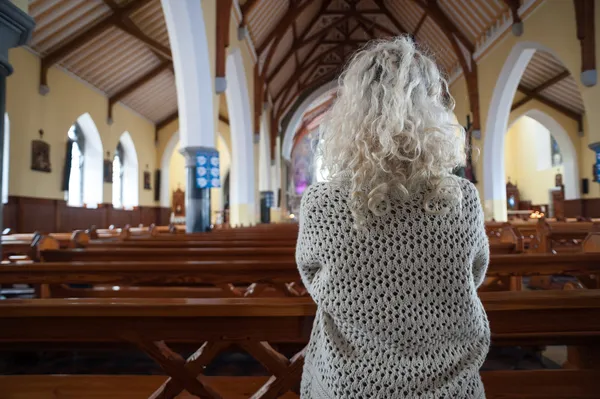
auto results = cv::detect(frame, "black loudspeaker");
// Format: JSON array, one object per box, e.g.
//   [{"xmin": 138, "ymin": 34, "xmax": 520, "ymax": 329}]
[
  {"xmin": 154, "ymin": 169, "xmax": 161, "ymax": 202},
  {"xmin": 582, "ymin": 178, "xmax": 589, "ymax": 195}
]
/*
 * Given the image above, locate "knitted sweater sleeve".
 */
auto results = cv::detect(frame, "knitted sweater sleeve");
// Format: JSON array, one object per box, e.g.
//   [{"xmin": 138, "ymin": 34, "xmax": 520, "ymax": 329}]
[
  {"xmin": 470, "ymin": 185, "xmax": 490, "ymax": 288},
  {"xmin": 295, "ymin": 184, "xmax": 324, "ymax": 298}
]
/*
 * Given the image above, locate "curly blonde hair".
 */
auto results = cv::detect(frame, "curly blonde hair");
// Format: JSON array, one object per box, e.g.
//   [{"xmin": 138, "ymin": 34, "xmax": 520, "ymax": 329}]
[{"xmin": 319, "ymin": 36, "xmax": 466, "ymax": 228}]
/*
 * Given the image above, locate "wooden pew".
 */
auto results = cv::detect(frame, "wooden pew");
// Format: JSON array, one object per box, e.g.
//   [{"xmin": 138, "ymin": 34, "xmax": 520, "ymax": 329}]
[
  {"xmin": 529, "ymin": 219, "xmax": 599, "ymax": 254},
  {"xmin": 0, "ymin": 260, "xmax": 305, "ymax": 298},
  {"xmin": 38, "ymin": 247, "xmax": 296, "ymax": 262},
  {"xmin": 0, "ymin": 292, "xmax": 599, "ymax": 398},
  {"xmin": 1, "ymin": 232, "xmax": 74, "ymax": 259},
  {"xmin": 3, "ymin": 251, "xmax": 600, "ymax": 298}
]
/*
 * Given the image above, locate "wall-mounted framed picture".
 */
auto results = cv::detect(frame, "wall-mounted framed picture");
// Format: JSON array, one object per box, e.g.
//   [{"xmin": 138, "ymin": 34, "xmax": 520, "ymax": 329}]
[
  {"xmin": 144, "ymin": 171, "xmax": 152, "ymax": 190},
  {"xmin": 103, "ymin": 159, "xmax": 112, "ymax": 183},
  {"xmin": 31, "ymin": 139, "xmax": 51, "ymax": 173}
]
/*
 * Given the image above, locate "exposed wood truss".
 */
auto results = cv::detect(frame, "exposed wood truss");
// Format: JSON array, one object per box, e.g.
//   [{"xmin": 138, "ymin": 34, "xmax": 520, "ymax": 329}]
[
  {"xmin": 504, "ymin": 0, "xmax": 522, "ymax": 28},
  {"xmin": 511, "ymin": 70, "xmax": 570, "ymax": 111},
  {"xmin": 216, "ymin": 0, "xmax": 233, "ymax": 86},
  {"xmin": 574, "ymin": 0, "xmax": 596, "ymax": 86},
  {"xmin": 259, "ymin": 0, "xmax": 485, "ymax": 159},
  {"xmin": 515, "ymin": 83, "xmax": 583, "ymax": 125},
  {"xmin": 414, "ymin": 0, "xmax": 479, "ymax": 131},
  {"xmin": 39, "ymin": 0, "xmax": 156, "ymax": 92}
]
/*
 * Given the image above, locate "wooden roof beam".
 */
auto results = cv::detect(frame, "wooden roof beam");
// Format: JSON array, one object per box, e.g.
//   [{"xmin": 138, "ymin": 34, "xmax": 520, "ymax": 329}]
[
  {"xmin": 107, "ymin": 61, "xmax": 172, "ymax": 122},
  {"xmin": 413, "ymin": 11, "xmax": 428, "ymax": 37},
  {"xmin": 413, "ymin": 0, "xmax": 479, "ymax": 130},
  {"xmin": 216, "ymin": 0, "xmax": 232, "ymax": 93},
  {"xmin": 374, "ymin": 0, "xmax": 409, "ymax": 34},
  {"xmin": 257, "ymin": 0, "xmax": 313, "ymax": 54},
  {"xmin": 275, "ymin": 41, "xmax": 346, "ymax": 102},
  {"xmin": 511, "ymin": 70, "xmax": 570, "ymax": 111},
  {"xmin": 516, "ymin": 85, "xmax": 582, "ymax": 122},
  {"xmin": 353, "ymin": 12, "xmax": 395, "ymax": 37},
  {"xmin": 39, "ymin": 0, "xmax": 155, "ymax": 93},
  {"xmin": 156, "ymin": 111, "xmax": 179, "ymax": 131},
  {"xmin": 414, "ymin": 0, "xmax": 474, "ymax": 53},
  {"xmin": 503, "ymin": 0, "xmax": 523, "ymax": 36},
  {"xmin": 574, "ymin": 0, "xmax": 596, "ymax": 87},
  {"xmin": 323, "ymin": 10, "xmax": 383, "ymax": 15},
  {"xmin": 102, "ymin": 0, "xmax": 119, "ymax": 11},
  {"xmin": 241, "ymin": 0, "xmax": 260, "ymax": 20},
  {"xmin": 265, "ymin": 0, "xmax": 334, "ymax": 82},
  {"xmin": 116, "ymin": 19, "xmax": 172, "ymax": 60}
]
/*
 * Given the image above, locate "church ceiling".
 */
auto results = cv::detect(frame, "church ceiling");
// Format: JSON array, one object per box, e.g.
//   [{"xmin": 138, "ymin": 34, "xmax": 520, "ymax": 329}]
[{"xmin": 25, "ymin": 0, "xmax": 570, "ymax": 133}]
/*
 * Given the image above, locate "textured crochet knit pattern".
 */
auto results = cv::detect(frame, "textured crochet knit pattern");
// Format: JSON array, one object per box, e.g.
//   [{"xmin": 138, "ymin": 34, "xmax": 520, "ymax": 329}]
[{"xmin": 296, "ymin": 178, "xmax": 490, "ymax": 398}]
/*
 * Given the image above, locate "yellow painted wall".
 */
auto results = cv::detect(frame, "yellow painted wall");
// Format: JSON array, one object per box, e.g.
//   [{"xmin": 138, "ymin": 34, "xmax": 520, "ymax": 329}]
[
  {"xmin": 471, "ymin": 0, "xmax": 600, "ymax": 215},
  {"xmin": 6, "ymin": 48, "xmax": 157, "ymax": 206},
  {"xmin": 168, "ymin": 141, "xmax": 185, "ymax": 200},
  {"xmin": 504, "ymin": 115, "xmax": 564, "ymax": 205},
  {"xmin": 445, "ymin": 0, "xmax": 600, "ymax": 218}
]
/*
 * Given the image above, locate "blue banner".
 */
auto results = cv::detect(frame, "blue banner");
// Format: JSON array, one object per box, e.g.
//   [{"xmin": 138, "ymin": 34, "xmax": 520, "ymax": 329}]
[
  {"xmin": 595, "ymin": 150, "xmax": 600, "ymax": 183},
  {"xmin": 196, "ymin": 149, "xmax": 220, "ymax": 189}
]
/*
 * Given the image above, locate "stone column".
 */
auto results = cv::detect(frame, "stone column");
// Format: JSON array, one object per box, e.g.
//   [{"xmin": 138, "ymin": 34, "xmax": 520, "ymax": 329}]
[
  {"xmin": 0, "ymin": 0, "xmax": 35, "ymax": 258},
  {"xmin": 180, "ymin": 146, "xmax": 213, "ymax": 232}
]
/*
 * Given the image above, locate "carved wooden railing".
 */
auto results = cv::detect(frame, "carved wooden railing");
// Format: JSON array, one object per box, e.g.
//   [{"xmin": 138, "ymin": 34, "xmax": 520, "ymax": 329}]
[{"xmin": 0, "ymin": 292, "xmax": 600, "ymax": 397}]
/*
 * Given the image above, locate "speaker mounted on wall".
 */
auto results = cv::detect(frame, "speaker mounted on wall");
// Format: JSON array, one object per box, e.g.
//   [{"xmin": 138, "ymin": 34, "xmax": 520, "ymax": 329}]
[
  {"xmin": 582, "ymin": 178, "xmax": 589, "ymax": 195},
  {"xmin": 154, "ymin": 169, "xmax": 161, "ymax": 202}
]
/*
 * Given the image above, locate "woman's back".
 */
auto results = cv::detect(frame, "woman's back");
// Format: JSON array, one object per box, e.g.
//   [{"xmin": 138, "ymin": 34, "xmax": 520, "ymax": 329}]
[
  {"xmin": 296, "ymin": 179, "xmax": 490, "ymax": 398},
  {"xmin": 296, "ymin": 35, "xmax": 490, "ymax": 398}
]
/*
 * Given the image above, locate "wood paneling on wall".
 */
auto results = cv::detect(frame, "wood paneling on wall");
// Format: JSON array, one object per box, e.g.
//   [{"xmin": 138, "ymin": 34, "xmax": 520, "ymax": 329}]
[{"xmin": 3, "ymin": 196, "xmax": 170, "ymax": 233}]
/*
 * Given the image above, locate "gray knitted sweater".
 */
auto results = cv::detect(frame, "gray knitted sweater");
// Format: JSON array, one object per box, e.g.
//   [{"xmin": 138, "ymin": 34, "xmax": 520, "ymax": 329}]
[{"xmin": 296, "ymin": 178, "xmax": 490, "ymax": 398}]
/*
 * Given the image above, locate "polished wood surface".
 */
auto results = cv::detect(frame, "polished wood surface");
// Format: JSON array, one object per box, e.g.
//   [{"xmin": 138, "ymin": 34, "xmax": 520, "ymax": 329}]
[
  {"xmin": 40, "ymin": 247, "xmax": 297, "ymax": 262},
  {"xmin": 2, "ymin": 371, "xmax": 599, "ymax": 399},
  {"xmin": 0, "ymin": 292, "xmax": 599, "ymax": 397},
  {"xmin": 5, "ymin": 253, "xmax": 600, "ymax": 282}
]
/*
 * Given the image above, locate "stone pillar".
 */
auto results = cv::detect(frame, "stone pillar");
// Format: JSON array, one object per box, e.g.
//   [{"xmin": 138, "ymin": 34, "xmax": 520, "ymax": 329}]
[
  {"xmin": 180, "ymin": 146, "xmax": 213, "ymax": 232},
  {"xmin": 0, "ymin": 0, "xmax": 35, "ymax": 258}
]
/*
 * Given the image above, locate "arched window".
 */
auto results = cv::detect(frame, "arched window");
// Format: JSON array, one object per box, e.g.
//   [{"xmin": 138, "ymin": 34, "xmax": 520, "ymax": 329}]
[
  {"xmin": 112, "ymin": 142, "xmax": 124, "ymax": 208},
  {"xmin": 2, "ymin": 113, "xmax": 9, "ymax": 204},
  {"xmin": 65, "ymin": 124, "xmax": 85, "ymax": 207},
  {"xmin": 61, "ymin": 114, "xmax": 103, "ymax": 207},
  {"xmin": 116, "ymin": 132, "xmax": 139, "ymax": 208}
]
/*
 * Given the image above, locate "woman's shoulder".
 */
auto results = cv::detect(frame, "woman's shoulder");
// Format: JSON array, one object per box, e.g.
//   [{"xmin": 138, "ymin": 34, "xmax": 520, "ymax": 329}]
[
  {"xmin": 301, "ymin": 182, "xmax": 346, "ymax": 210},
  {"xmin": 456, "ymin": 177, "xmax": 479, "ymax": 199}
]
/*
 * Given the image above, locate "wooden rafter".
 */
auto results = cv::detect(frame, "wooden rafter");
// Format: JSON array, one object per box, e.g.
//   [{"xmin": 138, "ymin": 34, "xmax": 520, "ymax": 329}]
[
  {"xmin": 39, "ymin": 0, "xmax": 155, "ymax": 90},
  {"xmin": 413, "ymin": 0, "xmax": 479, "ymax": 130},
  {"xmin": 511, "ymin": 70, "xmax": 570, "ymax": 111},
  {"xmin": 574, "ymin": 0, "xmax": 596, "ymax": 86},
  {"xmin": 216, "ymin": 0, "xmax": 233, "ymax": 81},
  {"xmin": 265, "ymin": 0, "xmax": 334, "ymax": 82},
  {"xmin": 102, "ymin": 0, "xmax": 119, "ymax": 11},
  {"xmin": 415, "ymin": 0, "xmax": 474, "ymax": 53},
  {"xmin": 374, "ymin": 0, "xmax": 409, "ymax": 34},
  {"xmin": 517, "ymin": 85, "xmax": 582, "ymax": 123},
  {"xmin": 116, "ymin": 19, "xmax": 172, "ymax": 60},
  {"xmin": 414, "ymin": 12, "xmax": 428, "ymax": 37},
  {"xmin": 241, "ymin": 0, "xmax": 261, "ymax": 17},
  {"xmin": 156, "ymin": 111, "xmax": 179, "ymax": 131},
  {"xmin": 108, "ymin": 61, "xmax": 172, "ymax": 121},
  {"xmin": 257, "ymin": 0, "xmax": 313, "ymax": 54},
  {"xmin": 323, "ymin": 10, "xmax": 382, "ymax": 15},
  {"xmin": 503, "ymin": 0, "xmax": 522, "ymax": 26},
  {"xmin": 353, "ymin": 12, "xmax": 394, "ymax": 37},
  {"xmin": 275, "ymin": 42, "xmax": 346, "ymax": 105}
]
